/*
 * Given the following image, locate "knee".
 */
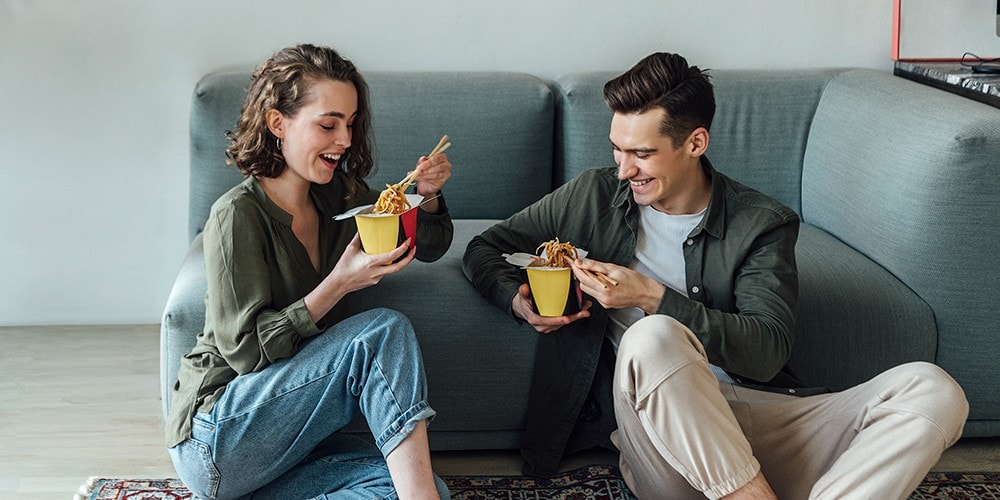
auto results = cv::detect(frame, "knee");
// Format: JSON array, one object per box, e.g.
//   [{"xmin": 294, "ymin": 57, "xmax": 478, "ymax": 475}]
[
  {"xmin": 894, "ymin": 362, "xmax": 967, "ymax": 412},
  {"xmin": 884, "ymin": 362, "xmax": 968, "ymax": 441},
  {"xmin": 362, "ymin": 308, "xmax": 417, "ymax": 342},
  {"xmin": 618, "ymin": 315, "xmax": 706, "ymax": 372},
  {"xmin": 368, "ymin": 307, "xmax": 412, "ymax": 328}
]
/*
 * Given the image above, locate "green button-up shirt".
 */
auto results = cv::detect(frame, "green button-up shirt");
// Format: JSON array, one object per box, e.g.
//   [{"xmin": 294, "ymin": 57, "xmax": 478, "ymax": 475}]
[
  {"xmin": 166, "ymin": 173, "xmax": 453, "ymax": 447},
  {"xmin": 463, "ymin": 158, "xmax": 800, "ymax": 475}
]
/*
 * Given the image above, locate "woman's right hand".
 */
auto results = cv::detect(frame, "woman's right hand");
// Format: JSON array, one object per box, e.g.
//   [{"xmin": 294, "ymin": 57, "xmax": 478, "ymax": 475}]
[{"xmin": 305, "ymin": 233, "xmax": 416, "ymax": 323}]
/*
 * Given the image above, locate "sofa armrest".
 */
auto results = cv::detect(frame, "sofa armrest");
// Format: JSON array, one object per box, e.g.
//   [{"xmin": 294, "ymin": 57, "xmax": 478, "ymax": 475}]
[
  {"xmin": 159, "ymin": 233, "xmax": 207, "ymax": 418},
  {"xmin": 804, "ymin": 69, "xmax": 1000, "ymax": 431}
]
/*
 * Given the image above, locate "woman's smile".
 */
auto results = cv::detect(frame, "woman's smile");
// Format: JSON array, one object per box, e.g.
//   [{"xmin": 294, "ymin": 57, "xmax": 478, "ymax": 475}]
[{"xmin": 320, "ymin": 153, "xmax": 342, "ymax": 170}]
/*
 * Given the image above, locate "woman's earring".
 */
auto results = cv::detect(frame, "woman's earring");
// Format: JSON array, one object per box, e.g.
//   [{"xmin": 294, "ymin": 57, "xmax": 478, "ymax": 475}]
[{"xmin": 276, "ymin": 137, "xmax": 283, "ymax": 150}]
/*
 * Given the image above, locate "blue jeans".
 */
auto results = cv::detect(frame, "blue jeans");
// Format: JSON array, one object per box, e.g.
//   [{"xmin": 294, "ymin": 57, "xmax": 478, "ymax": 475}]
[{"xmin": 168, "ymin": 308, "xmax": 450, "ymax": 499}]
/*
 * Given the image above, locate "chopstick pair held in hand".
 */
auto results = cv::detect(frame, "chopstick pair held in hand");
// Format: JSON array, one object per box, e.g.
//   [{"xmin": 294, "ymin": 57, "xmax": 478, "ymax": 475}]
[
  {"xmin": 578, "ymin": 267, "xmax": 619, "ymax": 287},
  {"xmin": 373, "ymin": 135, "xmax": 452, "ymax": 215},
  {"xmin": 397, "ymin": 134, "xmax": 452, "ymax": 190}
]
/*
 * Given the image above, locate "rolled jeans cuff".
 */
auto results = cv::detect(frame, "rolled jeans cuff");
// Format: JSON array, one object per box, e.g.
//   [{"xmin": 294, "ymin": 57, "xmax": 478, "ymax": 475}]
[{"xmin": 375, "ymin": 400, "xmax": 436, "ymax": 456}]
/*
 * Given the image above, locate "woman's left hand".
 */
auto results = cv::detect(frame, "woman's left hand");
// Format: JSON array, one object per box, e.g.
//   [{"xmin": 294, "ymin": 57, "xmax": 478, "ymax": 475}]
[
  {"xmin": 304, "ymin": 233, "xmax": 416, "ymax": 324},
  {"xmin": 413, "ymin": 153, "xmax": 451, "ymax": 211}
]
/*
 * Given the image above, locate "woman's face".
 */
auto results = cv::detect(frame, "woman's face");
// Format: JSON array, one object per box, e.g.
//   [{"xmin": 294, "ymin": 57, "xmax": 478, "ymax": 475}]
[{"xmin": 269, "ymin": 79, "xmax": 359, "ymax": 186}]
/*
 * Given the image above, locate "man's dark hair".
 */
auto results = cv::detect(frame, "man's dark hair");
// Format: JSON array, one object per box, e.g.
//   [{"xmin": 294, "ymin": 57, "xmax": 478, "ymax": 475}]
[{"xmin": 603, "ymin": 52, "xmax": 715, "ymax": 148}]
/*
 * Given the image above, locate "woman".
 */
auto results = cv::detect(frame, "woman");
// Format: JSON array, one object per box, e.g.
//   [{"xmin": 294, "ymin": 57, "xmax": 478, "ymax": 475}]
[{"xmin": 165, "ymin": 44, "xmax": 454, "ymax": 499}]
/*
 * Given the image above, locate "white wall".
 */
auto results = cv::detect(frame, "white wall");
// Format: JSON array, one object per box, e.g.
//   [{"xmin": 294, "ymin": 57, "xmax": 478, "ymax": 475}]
[{"xmin": 0, "ymin": 0, "xmax": 892, "ymax": 326}]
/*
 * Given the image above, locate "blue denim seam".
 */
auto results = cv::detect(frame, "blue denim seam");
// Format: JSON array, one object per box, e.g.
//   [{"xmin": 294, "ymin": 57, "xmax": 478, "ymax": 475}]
[
  {"xmin": 209, "ymin": 308, "xmax": 408, "ymax": 427},
  {"xmin": 192, "ymin": 412, "xmax": 216, "ymax": 430},
  {"xmin": 349, "ymin": 318, "xmax": 436, "ymax": 455},
  {"xmin": 309, "ymin": 490, "xmax": 399, "ymax": 500},
  {"xmin": 356, "ymin": 334, "xmax": 407, "ymax": 413},
  {"xmin": 211, "ymin": 365, "xmax": 342, "ymax": 424}
]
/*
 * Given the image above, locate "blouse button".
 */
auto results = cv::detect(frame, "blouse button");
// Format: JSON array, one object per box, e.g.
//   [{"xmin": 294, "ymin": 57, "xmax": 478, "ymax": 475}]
[
  {"xmin": 691, "ymin": 286, "xmax": 700, "ymax": 294},
  {"xmin": 686, "ymin": 239, "xmax": 694, "ymax": 246}
]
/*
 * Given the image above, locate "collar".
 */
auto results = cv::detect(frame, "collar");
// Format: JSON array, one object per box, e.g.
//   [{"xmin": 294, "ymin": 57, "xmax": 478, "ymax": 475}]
[
  {"xmin": 698, "ymin": 157, "xmax": 727, "ymax": 241},
  {"xmin": 248, "ymin": 176, "xmax": 340, "ymax": 226},
  {"xmin": 612, "ymin": 156, "xmax": 727, "ymax": 240},
  {"xmin": 248, "ymin": 177, "xmax": 293, "ymax": 226}
]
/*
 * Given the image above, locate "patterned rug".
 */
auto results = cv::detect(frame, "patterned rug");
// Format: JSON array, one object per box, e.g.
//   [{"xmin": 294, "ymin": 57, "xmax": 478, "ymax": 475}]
[
  {"xmin": 74, "ymin": 467, "xmax": 1000, "ymax": 499},
  {"xmin": 912, "ymin": 472, "xmax": 1000, "ymax": 499},
  {"xmin": 445, "ymin": 465, "xmax": 636, "ymax": 499}
]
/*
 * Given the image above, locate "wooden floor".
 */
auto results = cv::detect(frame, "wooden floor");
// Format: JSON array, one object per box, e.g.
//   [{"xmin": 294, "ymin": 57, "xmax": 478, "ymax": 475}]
[{"xmin": 1, "ymin": 325, "xmax": 998, "ymax": 499}]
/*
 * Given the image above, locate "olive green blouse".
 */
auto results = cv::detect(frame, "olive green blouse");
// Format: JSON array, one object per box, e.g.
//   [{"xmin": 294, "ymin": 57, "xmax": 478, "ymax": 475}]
[{"xmin": 166, "ymin": 173, "xmax": 453, "ymax": 447}]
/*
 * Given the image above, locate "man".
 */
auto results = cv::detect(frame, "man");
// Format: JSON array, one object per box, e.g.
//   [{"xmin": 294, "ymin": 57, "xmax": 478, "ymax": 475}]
[{"xmin": 462, "ymin": 52, "xmax": 968, "ymax": 499}]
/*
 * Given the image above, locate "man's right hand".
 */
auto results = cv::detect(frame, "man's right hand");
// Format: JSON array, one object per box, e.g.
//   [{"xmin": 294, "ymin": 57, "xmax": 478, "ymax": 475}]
[{"xmin": 511, "ymin": 283, "xmax": 591, "ymax": 333}]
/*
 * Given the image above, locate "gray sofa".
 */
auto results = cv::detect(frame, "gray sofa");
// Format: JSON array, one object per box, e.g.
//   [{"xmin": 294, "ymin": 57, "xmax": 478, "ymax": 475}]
[{"xmin": 162, "ymin": 67, "xmax": 1000, "ymax": 452}]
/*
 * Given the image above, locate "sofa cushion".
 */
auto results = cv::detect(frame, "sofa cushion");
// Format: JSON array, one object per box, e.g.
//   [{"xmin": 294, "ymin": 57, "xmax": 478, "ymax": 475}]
[
  {"xmin": 189, "ymin": 71, "xmax": 555, "ymax": 240},
  {"xmin": 352, "ymin": 219, "xmax": 537, "ymax": 449},
  {"xmin": 791, "ymin": 224, "xmax": 936, "ymax": 390},
  {"xmin": 364, "ymin": 73, "xmax": 554, "ymax": 221},
  {"xmin": 553, "ymin": 69, "xmax": 843, "ymax": 213}
]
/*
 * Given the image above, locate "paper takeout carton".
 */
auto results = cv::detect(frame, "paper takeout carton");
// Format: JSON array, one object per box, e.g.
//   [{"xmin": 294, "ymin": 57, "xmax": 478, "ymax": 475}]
[
  {"xmin": 337, "ymin": 194, "xmax": 421, "ymax": 255},
  {"xmin": 504, "ymin": 251, "xmax": 586, "ymax": 317}
]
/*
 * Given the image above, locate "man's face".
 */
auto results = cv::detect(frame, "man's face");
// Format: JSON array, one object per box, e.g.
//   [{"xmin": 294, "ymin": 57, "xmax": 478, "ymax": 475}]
[{"xmin": 609, "ymin": 108, "xmax": 707, "ymax": 214}]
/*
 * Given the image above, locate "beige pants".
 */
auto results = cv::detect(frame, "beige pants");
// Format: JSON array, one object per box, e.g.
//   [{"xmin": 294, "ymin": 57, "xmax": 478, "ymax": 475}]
[{"xmin": 612, "ymin": 315, "xmax": 969, "ymax": 500}]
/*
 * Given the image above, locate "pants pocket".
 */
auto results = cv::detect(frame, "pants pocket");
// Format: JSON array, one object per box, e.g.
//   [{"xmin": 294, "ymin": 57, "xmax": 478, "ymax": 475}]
[{"xmin": 171, "ymin": 420, "xmax": 222, "ymax": 499}]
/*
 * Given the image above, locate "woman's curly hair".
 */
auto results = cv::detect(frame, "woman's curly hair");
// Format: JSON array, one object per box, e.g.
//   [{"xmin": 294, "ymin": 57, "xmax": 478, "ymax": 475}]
[{"xmin": 225, "ymin": 44, "xmax": 375, "ymax": 194}]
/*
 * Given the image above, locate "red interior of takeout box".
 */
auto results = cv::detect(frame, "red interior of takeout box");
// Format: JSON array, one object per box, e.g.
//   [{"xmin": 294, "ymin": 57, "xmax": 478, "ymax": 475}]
[{"xmin": 401, "ymin": 205, "xmax": 417, "ymax": 249}]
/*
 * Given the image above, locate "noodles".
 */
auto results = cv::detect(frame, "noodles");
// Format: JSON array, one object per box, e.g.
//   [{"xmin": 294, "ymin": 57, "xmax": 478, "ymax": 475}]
[
  {"xmin": 372, "ymin": 183, "xmax": 411, "ymax": 215},
  {"xmin": 534, "ymin": 238, "xmax": 579, "ymax": 268},
  {"xmin": 532, "ymin": 238, "xmax": 619, "ymax": 286}
]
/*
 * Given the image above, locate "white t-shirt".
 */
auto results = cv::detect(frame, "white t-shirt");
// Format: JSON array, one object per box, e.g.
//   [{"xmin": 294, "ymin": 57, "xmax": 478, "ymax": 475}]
[{"xmin": 607, "ymin": 205, "xmax": 706, "ymax": 350}]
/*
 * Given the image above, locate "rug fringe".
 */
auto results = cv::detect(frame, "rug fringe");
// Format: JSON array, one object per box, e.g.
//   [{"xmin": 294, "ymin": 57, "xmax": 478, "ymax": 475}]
[{"xmin": 73, "ymin": 476, "xmax": 99, "ymax": 500}]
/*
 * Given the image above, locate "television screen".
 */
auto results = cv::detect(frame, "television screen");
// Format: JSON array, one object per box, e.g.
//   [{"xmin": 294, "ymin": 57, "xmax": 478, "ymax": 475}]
[{"xmin": 894, "ymin": 0, "xmax": 1000, "ymax": 60}]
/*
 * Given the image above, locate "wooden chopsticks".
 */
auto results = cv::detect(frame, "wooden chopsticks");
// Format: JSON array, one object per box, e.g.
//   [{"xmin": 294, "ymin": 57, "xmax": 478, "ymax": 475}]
[
  {"xmin": 427, "ymin": 134, "xmax": 452, "ymax": 158},
  {"xmin": 397, "ymin": 134, "xmax": 451, "ymax": 191},
  {"xmin": 579, "ymin": 267, "xmax": 619, "ymax": 287},
  {"xmin": 529, "ymin": 255, "xmax": 619, "ymax": 287}
]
